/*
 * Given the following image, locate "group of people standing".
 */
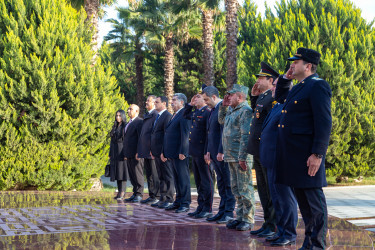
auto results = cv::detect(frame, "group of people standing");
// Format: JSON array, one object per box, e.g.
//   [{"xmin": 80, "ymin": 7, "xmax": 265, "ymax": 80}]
[{"xmin": 108, "ymin": 47, "xmax": 332, "ymax": 250}]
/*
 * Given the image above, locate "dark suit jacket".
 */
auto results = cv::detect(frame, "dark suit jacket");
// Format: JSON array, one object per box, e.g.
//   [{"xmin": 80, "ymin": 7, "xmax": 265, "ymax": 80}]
[
  {"xmin": 247, "ymin": 89, "xmax": 274, "ymax": 157},
  {"xmin": 259, "ymin": 103, "xmax": 283, "ymax": 170},
  {"xmin": 183, "ymin": 104, "xmax": 210, "ymax": 157},
  {"xmin": 150, "ymin": 110, "xmax": 172, "ymax": 157},
  {"xmin": 163, "ymin": 108, "xmax": 191, "ymax": 159},
  {"xmin": 275, "ymin": 73, "xmax": 332, "ymax": 188},
  {"xmin": 122, "ymin": 116, "xmax": 143, "ymax": 158},
  {"xmin": 137, "ymin": 110, "xmax": 157, "ymax": 159},
  {"xmin": 204, "ymin": 101, "xmax": 224, "ymax": 157}
]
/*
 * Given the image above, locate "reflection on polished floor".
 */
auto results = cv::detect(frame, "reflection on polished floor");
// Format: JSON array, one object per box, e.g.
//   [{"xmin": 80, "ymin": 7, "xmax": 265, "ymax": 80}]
[{"xmin": 0, "ymin": 191, "xmax": 374, "ymax": 249}]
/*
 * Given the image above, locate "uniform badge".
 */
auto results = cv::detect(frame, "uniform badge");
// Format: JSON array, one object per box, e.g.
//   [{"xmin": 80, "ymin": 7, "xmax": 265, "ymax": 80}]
[
  {"xmin": 272, "ymin": 100, "xmax": 277, "ymax": 108},
  {"xmin": 256, "ymin": 112, "xmax": 260, "ymax": 118}
]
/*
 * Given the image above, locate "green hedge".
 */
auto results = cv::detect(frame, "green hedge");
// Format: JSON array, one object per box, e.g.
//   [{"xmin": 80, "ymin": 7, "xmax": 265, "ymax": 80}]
[{"xmin": 0, "ymin": 0, "xmax": 126, "ymax": 190}]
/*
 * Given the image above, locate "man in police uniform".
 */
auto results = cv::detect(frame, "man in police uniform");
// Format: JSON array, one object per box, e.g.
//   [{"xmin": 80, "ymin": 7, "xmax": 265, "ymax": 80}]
[
  {"xmin": 275, "ymin": 48, "xmax": 332, "ymax": 250},
  {"xmin": 259, "ymin": 77, "xmax": 298, "ymax": 246},
  {"xmin": 248, "ymin": 62, "xmax": 278, "ymax": 237},
  {"xmin": 218, "ymin": 84, "xmax": 255, "ymax": 231},
  {"xmin": 184, "ymin": 86, "xmax": 213, "ymax": 218}
]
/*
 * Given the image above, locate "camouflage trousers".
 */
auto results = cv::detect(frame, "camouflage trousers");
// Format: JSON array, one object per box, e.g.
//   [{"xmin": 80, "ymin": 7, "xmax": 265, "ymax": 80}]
[{"xmin": 227, "ymin": 161, "xmax": 255, "ymax": 224}]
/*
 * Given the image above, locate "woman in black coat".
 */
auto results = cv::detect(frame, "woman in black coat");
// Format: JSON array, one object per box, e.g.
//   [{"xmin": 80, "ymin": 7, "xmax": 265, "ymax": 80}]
[{"xmin": 109, "ymin": 110, "xmax": 128, "ymax": 200}]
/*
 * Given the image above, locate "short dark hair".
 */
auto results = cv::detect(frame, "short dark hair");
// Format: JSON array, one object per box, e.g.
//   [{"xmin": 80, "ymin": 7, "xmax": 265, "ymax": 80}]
[
  {"xmin": 157, "ymin": 96, "xmax": 168, "ymax": 107},
  {"xmin": 202, "ymin": 86, "xmax": 219, "ymax": 98},
  {"xmin": 303, "ymin": 60, "xmax": 318, "ymax": 73}
]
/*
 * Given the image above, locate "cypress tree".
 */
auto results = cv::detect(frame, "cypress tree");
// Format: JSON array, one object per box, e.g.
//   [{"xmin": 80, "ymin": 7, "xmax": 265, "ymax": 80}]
[
  {"xmin": 238, "ymin": 0, "xmax": 375, "ymax": 177},
  {"xmin": 0, "ymin": 0, "xmax": 126, "ymax": 190}
]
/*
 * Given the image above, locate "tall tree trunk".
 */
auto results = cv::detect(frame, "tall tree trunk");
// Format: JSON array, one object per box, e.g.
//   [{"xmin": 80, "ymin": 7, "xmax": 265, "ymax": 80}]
[
  {"xmin": 164, "ymin": 33, "xmax": 175, "ymax": 113},
  {"xmin": 202, "ymin": 9, "xmax": 215, "ymax": 86},
  {"xmin": 225, "ymin": 0, "xmax": 238, "ymax": 90},
  {"xmin": 135, "ymin": 54, "xmax": 144, "ymax": 115},
  {"xmin": 84, "ymin": 0, "xmax": 99, "ymax": 63}
]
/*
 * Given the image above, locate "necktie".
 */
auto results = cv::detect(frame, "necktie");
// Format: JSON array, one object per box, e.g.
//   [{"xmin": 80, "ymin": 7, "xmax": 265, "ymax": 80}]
[
  {"xmin": 153, "ymin": 114, "xmax": 160, "ymax": 128},
  {"xmin": 125, "ymin": 119, "xmax": 132, "ymax": 133}
]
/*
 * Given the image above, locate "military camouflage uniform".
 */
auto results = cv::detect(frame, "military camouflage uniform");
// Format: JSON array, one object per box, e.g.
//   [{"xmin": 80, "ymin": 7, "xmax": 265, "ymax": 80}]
[{"xmin": 218, "ymin": 98, "xmax": 255, "ymax": 224}]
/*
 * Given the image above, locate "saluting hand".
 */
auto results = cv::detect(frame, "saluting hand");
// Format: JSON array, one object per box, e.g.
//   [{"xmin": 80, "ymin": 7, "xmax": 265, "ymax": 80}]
[
  {"xmin": 239, "ymin": 161, "xmax": 247, "ymax": 171},
  {"xmin": 251, "ymin": 83, "xmax": 261, "ymax": 96},
  {"xmin": 179, "ymin": 154, "xmax": 186, "ymax": 160},
  {"xmin": 222, "ymin": 94, "xmax": 230, "ymax": 106},
  {"xmin": 307, "ymin": 154, "xmax": 322, "ymax": 176},
  {"xmin": 190, "ymin": 95, "xmax": 197, "ymax": 106},
  {"xmin": 285, "ymin": 66, "xmax": 295, "ymax": 80}
]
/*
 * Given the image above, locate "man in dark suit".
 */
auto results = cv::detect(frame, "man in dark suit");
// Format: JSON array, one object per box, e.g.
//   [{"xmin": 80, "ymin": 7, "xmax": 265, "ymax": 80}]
[
  {"xmin": 137, "ymin": 95, "xmax": 160, "ymax": 205},
  {"xmin": 150, "ymin": 96, "xmax": 174, "ymax": 209},
  {"xmin": 184, "ymin": 88, "xmax": 213, "ymax": 219},
  {"xmin": 123, "ymin": 104, "xmax": 144, "ymax": 203},
  {"xmin": 259, "ymin": 77, "xmax": 298, "ymax": 246},
  {"xmin": 275, "ymin": 48, "xmax": 332, "ymax": 249},
  {"xmin": 201, "ymin": 86, "xmax": 236, "ymax": 224},
  {"xmin": 161, "ymin": 93, "xmax": 192, "ymax": 213},
  {"xmin": 248, "ymin": 62, "xmax": 278, "ymax": 238}
]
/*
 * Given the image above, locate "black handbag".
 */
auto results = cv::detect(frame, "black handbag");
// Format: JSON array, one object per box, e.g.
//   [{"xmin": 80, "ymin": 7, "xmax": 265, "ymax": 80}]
[{"xmin": 105, "ymin": 161, "xmax": 110, "ymax": 177}]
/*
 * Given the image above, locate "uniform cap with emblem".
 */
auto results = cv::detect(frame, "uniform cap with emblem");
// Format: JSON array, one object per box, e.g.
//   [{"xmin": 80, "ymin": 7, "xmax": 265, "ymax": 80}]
[
  {"xmin": 255, "ymin": 61, "xmax": 280, "ymax": 78},
  {"xmin": 198, "ymin": 84, "xmax": 208, "ymax": 94},
  {"xmin": 288, "ymin": 47, "xmax": 321, "ymax": 65},
  {"xmin": 227, "ymin": 84, "xmax": 249, "ymax": 96}
]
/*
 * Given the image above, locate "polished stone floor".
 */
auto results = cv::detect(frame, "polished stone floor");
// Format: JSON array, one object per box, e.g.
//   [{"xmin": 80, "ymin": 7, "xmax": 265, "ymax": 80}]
[{"xmin": 0, "ymin": 191, "xmax": 374, "ymax": 249}]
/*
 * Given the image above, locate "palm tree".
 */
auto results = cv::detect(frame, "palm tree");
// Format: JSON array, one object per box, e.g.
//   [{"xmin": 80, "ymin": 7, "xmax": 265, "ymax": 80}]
[
  {"xmin": 172, "ymin": 0, "xmax": 221, "ymax": 87},
  {"xmin": 136, "ymin": 0, "xmax": 201, "ymax": 111},
  {"xmin": 225, "ymin": 0, "xmax": 238, "ymax": 90},
  {"xmin": 105, "ymin": 7, "xmax": 146, "ymax": 112},
  {"xmin": 69, "ymin": 0, "xmax": 117, "ymax": 62}
]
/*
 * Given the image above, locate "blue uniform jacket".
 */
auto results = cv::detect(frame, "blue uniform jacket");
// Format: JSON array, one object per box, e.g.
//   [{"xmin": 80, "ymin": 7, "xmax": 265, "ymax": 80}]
[
  {"xmin": 275, "ymin": 73, "xmax": 332, "ymax": 188},
  {"xmin": 163, "ymin": 108, "xmax": 191, "ymax": 159},
  {"xmin": 204, "ymin": 101, "xmax": 224, "ymax": 157},
  {"xmin": 259, "ymin": 103, "xmax": 284, "ymax": 170},
  {"xmin": 183, "ymin": 104, "xmax": 210, "ymax": 157}
]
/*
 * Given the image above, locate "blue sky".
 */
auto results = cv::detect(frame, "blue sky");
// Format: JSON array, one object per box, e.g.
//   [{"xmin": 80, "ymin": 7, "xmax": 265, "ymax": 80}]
[{"xmin": 98, "ymin": 0, "xmax": 375, "ymax": 46}]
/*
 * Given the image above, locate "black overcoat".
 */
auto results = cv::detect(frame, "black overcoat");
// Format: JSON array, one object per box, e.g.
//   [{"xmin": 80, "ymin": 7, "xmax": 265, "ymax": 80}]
[{"xmin": 109, "ymin": 123, "xmax": 128, "ymax": 181}]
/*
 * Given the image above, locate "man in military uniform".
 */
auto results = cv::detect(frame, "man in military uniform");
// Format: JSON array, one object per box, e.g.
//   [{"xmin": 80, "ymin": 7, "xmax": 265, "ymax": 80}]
[
  {"xmin": 248, "ymin": 62, "xmax": 278, "ymax": 237},
  {"xmin": 275, "ymin": 48, "xmax": 332, "ymax": 249},
  {"xmin": 218, "ymin": 84, "xmax": 255, "ymax": 231},
  {"xmin": 184, "ymin": 87, "xmax": 213, "ymax": 219},
  {"xmin": 202, "ymin": 86, "xmax": 236, "ymax": 224},
  {"xmin": 259, "ymin": 78, "xmax": 298, "ymax": 246},
  {"xmin": 138, "ymin": 95, "xmax": 160, "ymax": 205}
]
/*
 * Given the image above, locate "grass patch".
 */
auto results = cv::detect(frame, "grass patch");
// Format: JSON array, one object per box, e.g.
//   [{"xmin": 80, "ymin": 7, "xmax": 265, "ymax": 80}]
[{"xmin": 327, "ymin": 176, "xmax": 375, "ymax": 186}]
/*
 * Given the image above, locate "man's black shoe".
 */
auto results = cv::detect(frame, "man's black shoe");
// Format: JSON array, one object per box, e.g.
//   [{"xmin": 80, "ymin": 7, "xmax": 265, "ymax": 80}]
[
  {"xmin": 216, "ymin": 216, "xmax": 233, "ymax": 224},
  {"xmin": 188, "ymin": 210, "xmax": 201, "ymax": 217},
  {"xmin": 226, "ymin": 219, "xmax": 241, "ymax": 229},
  {"xmin": 194, "ymin": 212, "xmax": 212, "ymax": 219},
  {"xmin": 236, "ymin": 222, "xmax": 252, "ymax": 231},
  {"xmin": 270, "ymin": 238, "xmax": 295, "ymax": 246},
  {"xmin": 131, "ymin": 196, "xmax": 142, "ymax": 203},
  {"xmin": 258, "ymin": 227, "xmax": 276, "ymax": 238},
  {"xmin": 140, "ymin": 197, "xmax": 152, "ymax": 204},
  {"xmin": 206, "ymin": 213, "xmax": 223, "ymax": 222},
  {"xmin": 265, "ymin": 234, "xmax": 280, "ymax": 242},
  {"xmin": 125, "ymin": 194, "xmax": 135, "ymax": 202},
  {"xmin": 175, "ymin": 207, "xmax": 189, "ymax": 213},
  {"xmin": 151, "ymin": 201, "xmax": 162, "ymax": 207},
  {"xmin": 165, "ymin": 204, "xmax": 179, "ymax": 210},
  {"xmin": 147, "ymin": 198, "xmax": 159, "ymax": 205},
  {"xmin": 250, "ymin": 226, "xmax": 265, "ymax": 235},
  {"xmin": 158, "ymin": 202, "xmax": 172, "ymax": 209}
]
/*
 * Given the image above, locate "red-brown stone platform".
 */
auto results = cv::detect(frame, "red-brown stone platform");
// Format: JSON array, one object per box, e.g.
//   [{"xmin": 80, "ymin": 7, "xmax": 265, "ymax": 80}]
[{"xmin": 0, "ymin": 191, "xmax": 374, "ymax": 249}]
